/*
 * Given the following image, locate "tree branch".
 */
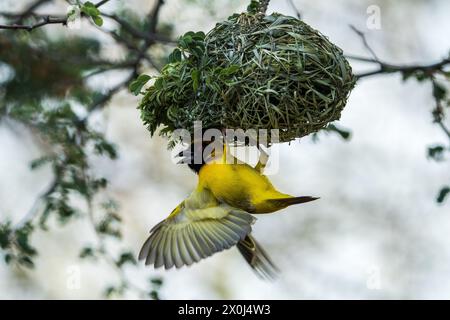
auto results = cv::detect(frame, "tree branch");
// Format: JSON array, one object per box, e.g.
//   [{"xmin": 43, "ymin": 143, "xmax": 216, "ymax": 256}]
[
  {"xmin": 14, "ymin": 0, "xmax": 52, "ymax": 24},
  {"xmin": 351, "ymin": 56, "xmax": 450, "ymax": 79},
  {"xmin": 286, "ymin": 0, "xmax": 301, "ymax": 19},
  {"xmin": 0, "ymin": 0, "xmax": 110, "ymax": 31},
  {"xmin": 147, "ymin": 0, "xmax": 165, "ymax": 34},
  {"xmin": 348, "ymin": 25, "xmax": 450, "ymax": 168},
  {"xmin": 101, "ymin": 12, "xmax": 175, "ymax": 44},
  {"xmin": 88, "ymin": 71, "xmax": 138, "ymax": 114},
  {"xmin": 15, "ymin": 179, "xmax": 57, "ymax": 230},
  {"xmin": 0, "ymin": 15, "xmax": 67, "ymax": 30},
  {"xmin": 349, "ymin": 25, "xmax": 380, "ymax": 61},
  {"xmin": 348, "ymin": 26, "xmax": 450, "ymax": 80}
]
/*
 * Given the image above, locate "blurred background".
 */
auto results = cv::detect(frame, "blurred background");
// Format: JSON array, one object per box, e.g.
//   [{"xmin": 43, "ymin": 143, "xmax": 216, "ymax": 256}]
[{"xmin": 1, "ymin": 0, "xmax": 449, "ymax": 299}]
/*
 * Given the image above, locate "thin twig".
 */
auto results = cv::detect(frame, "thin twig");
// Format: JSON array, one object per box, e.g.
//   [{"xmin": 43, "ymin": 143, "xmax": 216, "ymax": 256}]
[
  {"xmin": 430, "ymin": 78, "xmax": 450, "ymax": 143},
  {"xmin": 350, "ymin": 25, "xmax": 380, "ymax": 61},
  {"xmin": 287, "ymin": 0, "xmax": 301, "ymax": 19},
  {"xmin": 0, "ymin": 16, "xmax": 67, "ymax": 30},
  {"xmin": 147, "ymin": 0, "xmax": 165, "ymax": 34},
  {"xmin": 94, "ymin": 0, "xmax": 111, "ymax": 8},
  {"xmin": 351, "ymin": 57, "xmax": 450, "ymax": 79},
  {"xmin": 0, "ymin": 0, "xmax": 110, "ymax": 31},
  {"xmin": 101, "ymin": 12, "xmax": 175, "ymax": 44},
  {"xmin": 15, "ymin": 179, "xmax": 57, "ymax": 229},
  {"xmin": 14, "ymin": 0, "xmax": 52, "ymax": 24},
  {"xmin": 95, "ymin": 26, "xmax": 160, "ymax": 71},
  {"xmin": 437, "ymin": 121, "xmax": 450, "ymax": 140},
  {"xmin": 348, "ymin": 27, "xmax": 450, "ymax": 153},
  {"xmin": 83, "ymin": 60, "xmax": 140, "ymax": 78},
  {"xmin": 346, "ymin": 34, "xmax": 450, "ymax": 80},
  {"xmin": 87, "ymin": 71, "xmax": 138, "ymax": 114}
]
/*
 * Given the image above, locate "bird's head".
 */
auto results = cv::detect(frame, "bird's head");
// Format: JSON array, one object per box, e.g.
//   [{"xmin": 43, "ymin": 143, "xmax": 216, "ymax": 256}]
[{"xmin": 177, "ymin": 138, "xmax": 224, "ymax": 174}]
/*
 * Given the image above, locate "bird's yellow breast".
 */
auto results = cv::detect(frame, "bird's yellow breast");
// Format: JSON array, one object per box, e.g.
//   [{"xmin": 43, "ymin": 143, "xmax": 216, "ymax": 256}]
[{"xmin": 198, "ymin": 162, "xmax": 290, "ymax": 213}]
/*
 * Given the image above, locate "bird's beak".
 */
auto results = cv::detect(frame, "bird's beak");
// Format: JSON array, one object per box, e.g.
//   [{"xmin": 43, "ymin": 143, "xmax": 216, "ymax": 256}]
[{"xmin": 177, "ymin": 151, "xmax": 192, "ymax": 164}]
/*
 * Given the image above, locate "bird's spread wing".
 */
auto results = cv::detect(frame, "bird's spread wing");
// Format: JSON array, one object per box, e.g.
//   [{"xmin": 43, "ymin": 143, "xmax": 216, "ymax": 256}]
[{"xmin": 138, "ymin": 207, "xmax": 256, "ymax": 269}]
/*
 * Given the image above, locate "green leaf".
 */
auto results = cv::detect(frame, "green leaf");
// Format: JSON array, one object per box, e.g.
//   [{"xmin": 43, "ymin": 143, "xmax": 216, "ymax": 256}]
[
  {"xmin": 92, "ymin": 16, "xmax": 103, "ymax": 27},
  {"xmin": 96, "ymin": 212, "xmax": 122, "ymax": 238},
  {"xmin": 427, "ymin": 145, "xmax": 446, "ymax": 161},
  {"xmin": 153, "ymin": 78, "xmax": 163, "ymax": 90},
  {"xmin": 104, "ymin": 286, "xmax": 123, "ymax": 298},
  {"xmin": 190, "ymin": 45, "xmax": 204, "ymax": 58},
  {"xmin": 433, "ymin": 82, "xmax": 447, "ymax": 102},
  {"xmin": 191, "ymin": 69, "xmax": 200, "ymax": 91},
  {"xmin": 179, "ymin": 35, "xmax": 193, "ymax": 49},
  {"xmin": 94, "ymin": 139, "xmax": 117, "ymax": 159},
  {"xmin": 81, "ymin": 2, "xmax": 103, "ymax": 26},
  {"xmin": 15, "ymin": 223, "xmax": 37, "ymax": 256},
  {"xmin": 192, "ymin": 31, "xmax": 206, "ymax": 41},
  {"xmin": 150, "ymin": 277, "xmax": 163, "ymax": 287},
  {"xmin": 116, "ymin": 252, "xmax": 137, "ymax": 267},
  {"xmin": 401, "ymin": 70, "xmax": 415, "ymax": 81},
  {"xmin": 326, "ymin": 124, "xmax": 352, "ymax": 140},
  {"xmin": 129, "ymin": 74, "xmax": 151, "ymax": 96},
  {"xmin": 79, "ymin": 247, "xmax": 96, "ymax": 259},
  {"xmin": 220, "ymin": 65, "xmax": 240, "ymax": 76},
  {"xmin": 437, "ymin": 186, "xmax": 450, "ymax": 204},
  {"xmin": 149, "ymin": 290, "xmax": 159, "ymax": 300},
  {"xmin": 168, "ymin": 48, "xmax": 182, "ymax": 63},
  {"xmin": 18, "ymin": 256, "xmax": 34, "ymax": 268},
  {"xmin": 81, "ymin": 2, "xmax": 100, "ymax": 17},
  {"xmin": 0, "ymin": 222, "xmax": 12, "ymax": 249},
  {"xmin": 4, "ymin": 253, "xmax": 13, "ymax": 264},
  {"xmin": 414, "ymin": 71, "xmax": 428, "ymax": 82},
  {"xmin": 30, "ymin": 156, "xmax": 54, "ymax": 170}
]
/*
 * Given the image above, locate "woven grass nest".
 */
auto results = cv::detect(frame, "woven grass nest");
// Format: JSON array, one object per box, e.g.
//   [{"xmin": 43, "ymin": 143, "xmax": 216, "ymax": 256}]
[{"xmin": 138, "ymin": 10, "xmax": 356, "ymax": 144}]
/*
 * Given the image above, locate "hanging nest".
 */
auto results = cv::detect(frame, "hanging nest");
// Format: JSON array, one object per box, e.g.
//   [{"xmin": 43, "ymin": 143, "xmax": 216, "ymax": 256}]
[{"xmin": 138, "ymin": 10, "xmax": 356, "ymax": 144}]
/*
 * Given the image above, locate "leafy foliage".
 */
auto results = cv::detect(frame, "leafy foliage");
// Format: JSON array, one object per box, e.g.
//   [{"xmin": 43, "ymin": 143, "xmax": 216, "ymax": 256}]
[
  {"xmin": 130, "ymin": 74, "xmax": 151, "ymax": 96},
  {"xmin": 0, "ymin": 31, "xmax": 100, "ymax": 105},
  {"xmin": 399, "ymin": 57, "xmax": 450, "ymax": 204},
  {"xmin": 0, "ymin": 0, "xmax": 170, "ymax": 299},
  {"xmin": 0, "ymin": 221, "xmax": 37, "ymax": 268},
  {"xmin": 247, "ymin": 0, "xmax": 262, "ymax": 14}
]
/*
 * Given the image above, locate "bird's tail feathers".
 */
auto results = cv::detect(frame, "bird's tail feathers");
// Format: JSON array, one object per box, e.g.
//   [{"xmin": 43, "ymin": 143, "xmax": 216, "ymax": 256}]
[
  {"xmin": 267, "ymin": 196, "xmax": 319, "ymax": 208},
  {"xmin": 237, "ymin": 234, "xmax": 279, "ymax": 280}
]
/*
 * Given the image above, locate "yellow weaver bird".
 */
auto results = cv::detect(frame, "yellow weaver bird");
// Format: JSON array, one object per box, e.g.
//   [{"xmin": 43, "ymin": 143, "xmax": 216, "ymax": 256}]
[
  {"xmin": 139, "ymin": 142, "xmax": 318, "ymax": 279},
  {"xmin": 186, "ymin": 141, "xmax": 319, "ymax": 213}
]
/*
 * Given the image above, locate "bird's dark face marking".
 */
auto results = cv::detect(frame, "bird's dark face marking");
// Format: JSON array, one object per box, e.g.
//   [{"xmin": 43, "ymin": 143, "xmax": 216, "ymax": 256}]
[
  {"xmin": 177, "ymin": 133, "xmax": 225, "ymax": 174},
  {"xmin": 177, "ymin": 141, "xmax": 210, "ymax": 174},
  {"xmin": 187, "ymin": 161, "xmax": 205, "ymax": 174}
]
